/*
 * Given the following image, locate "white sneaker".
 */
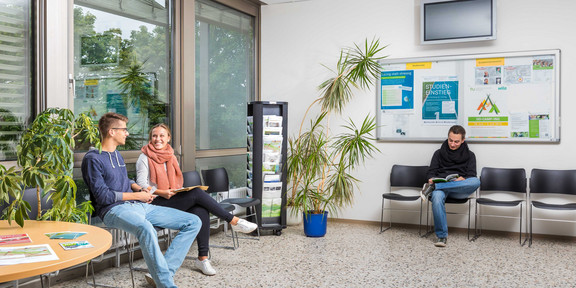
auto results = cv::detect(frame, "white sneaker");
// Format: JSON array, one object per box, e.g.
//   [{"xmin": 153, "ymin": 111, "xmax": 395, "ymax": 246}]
[
  {"xmin": 144, "ymin": 273, "xmax": 156, "ymax": 287},
  {"xmin": 232, "ymin": 218, "xmax": 258, "ymax": 234},
  {"xmin": 195, "ymin": 258, "xmax": 216, "ymax": 276}
]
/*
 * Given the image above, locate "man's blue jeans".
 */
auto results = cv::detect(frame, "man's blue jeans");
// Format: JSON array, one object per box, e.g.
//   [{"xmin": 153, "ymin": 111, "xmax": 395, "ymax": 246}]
[
  {"xmin": 431, "ymin": 177, "xmax": 480, "ymax": 238},
  {"xmin": 103, "ymin": 202, "xmax": 201, "ymax": 288}
]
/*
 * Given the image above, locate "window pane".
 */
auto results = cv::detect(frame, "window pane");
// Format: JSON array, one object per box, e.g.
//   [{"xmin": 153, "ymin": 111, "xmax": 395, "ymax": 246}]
[
  {"xmin": 73, "ymin": 0, "xmax": 172, "ymax": 151},
  {"xmin": 195, "ymin": 0, "xmax": 254, "ymax": 150},
  {"xmin": 0, "ymin": 0, "xmax": 33, "ymax": 160},
  {"xmin": 195, "ymin": 154, "xmax": 247, "ymax": 189}
]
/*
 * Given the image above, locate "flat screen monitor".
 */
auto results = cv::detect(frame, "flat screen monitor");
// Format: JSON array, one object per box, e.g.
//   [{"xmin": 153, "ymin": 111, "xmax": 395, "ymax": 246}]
[{"xmin": 421, "ymin": 0, "xmax": 496, "ymax": 45}]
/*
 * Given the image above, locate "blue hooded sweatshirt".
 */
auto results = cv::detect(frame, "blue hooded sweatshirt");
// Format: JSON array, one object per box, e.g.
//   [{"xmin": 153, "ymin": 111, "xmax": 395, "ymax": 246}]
[{"xmin": 81, "ymin": 148, "xmax": 135, "ymax": 219}]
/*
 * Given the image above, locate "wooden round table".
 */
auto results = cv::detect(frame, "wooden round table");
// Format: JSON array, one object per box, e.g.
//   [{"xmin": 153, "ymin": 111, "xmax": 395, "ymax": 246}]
[{"xmin": 0, "ymin": 220, "xmax": 112, "ymax": 282}]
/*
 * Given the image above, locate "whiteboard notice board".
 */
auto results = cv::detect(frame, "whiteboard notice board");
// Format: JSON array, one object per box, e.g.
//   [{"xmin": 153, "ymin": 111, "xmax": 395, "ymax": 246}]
[{"xmin": 376, "ymin": 50, "xmax": 560, "ymax": 143}]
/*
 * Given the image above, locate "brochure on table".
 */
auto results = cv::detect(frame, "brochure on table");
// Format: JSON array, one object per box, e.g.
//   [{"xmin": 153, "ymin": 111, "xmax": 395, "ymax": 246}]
[
  {"xmin": 0, "ymin": 244, "xmax": 59, "ymax": 265},
  {"xmin": 60, "ymin": 240, "xmax": 94, "ymax": 250},
  {"xmin": 0, "ymin": 233, "xmax": 32, "ymax": 246},
  {"xmin": 44, "ymin": 231, "xmax": 87, "ymax": 239}
]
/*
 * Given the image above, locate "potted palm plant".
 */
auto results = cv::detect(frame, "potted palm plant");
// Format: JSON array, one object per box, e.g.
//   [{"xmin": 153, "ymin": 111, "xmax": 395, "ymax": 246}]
[
  {"xmin": 286, "ymin": 38, "xmax": 385, "ymax": 236},
  {"xmin": 0, "ymin": 108, "xmax": 100, "ymax": 227}
]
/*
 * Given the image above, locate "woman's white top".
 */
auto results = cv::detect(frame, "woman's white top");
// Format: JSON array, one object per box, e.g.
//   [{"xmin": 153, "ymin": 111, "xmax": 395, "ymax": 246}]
[{"xmin": 135, "ymin": 153, "xmax": 162, "ymax": 194}]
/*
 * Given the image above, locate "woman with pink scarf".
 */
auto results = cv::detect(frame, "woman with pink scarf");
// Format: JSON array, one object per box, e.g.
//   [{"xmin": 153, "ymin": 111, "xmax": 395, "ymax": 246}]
[{"xmin": 136, "ymin": 123, "xmax": 257, "ymax": 276}]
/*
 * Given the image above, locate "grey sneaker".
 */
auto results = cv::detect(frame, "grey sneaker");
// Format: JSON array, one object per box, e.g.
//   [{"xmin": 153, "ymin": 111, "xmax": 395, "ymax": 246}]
[
  {"xmin": 232, "ymin": 218, "xmax": 258, "ymax": 234},
  {"xmin": 434, "ymin": 237, "xmax": 447, "ymax": 247},
  {"xmin": 420, "ymin": 183, "xmax": 435, "ymax": 201},
  {"xmin": 195, "ymin": 258, "xmax": 216, "ymax": 276},
  {"xmin": 144, "ymin": 273, "xmax": 156, "ymax": 287}
]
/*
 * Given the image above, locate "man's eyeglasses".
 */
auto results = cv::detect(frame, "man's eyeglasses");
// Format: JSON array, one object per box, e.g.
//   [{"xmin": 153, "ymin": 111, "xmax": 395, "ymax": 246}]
[{"xmin": 111, "ymin": 128, "xmax": 129, "ymax": 132}]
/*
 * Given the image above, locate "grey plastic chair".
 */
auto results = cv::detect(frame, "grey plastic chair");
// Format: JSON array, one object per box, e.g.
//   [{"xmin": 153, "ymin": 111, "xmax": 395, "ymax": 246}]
[
  {"xmin": 202, "ymin": 168, "xmax": 260, "ymax": 247},
  {"xmin": 380, "ymin": 164, "xmax": 430, "ymax": 236},
  {"xmin": 473, "ymin": 167, "xmax": 527, "ymax": 245},
  {"xmin": 529, "ymin": 168, "xmax": 576, "ymax": 247},
  {"xmin": 183, "ymin": 170, "xmax": 237, "ymax": 249}
]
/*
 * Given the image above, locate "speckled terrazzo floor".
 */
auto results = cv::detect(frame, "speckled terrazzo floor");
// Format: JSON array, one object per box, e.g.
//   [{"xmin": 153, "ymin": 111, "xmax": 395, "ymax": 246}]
[{"xmin": 50, "ymin": 221, "xmax": 576, "ymax": 288}]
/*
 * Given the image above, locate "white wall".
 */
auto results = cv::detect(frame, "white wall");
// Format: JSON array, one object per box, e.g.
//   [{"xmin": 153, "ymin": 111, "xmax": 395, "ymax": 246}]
[{"xmin": 261, "ymin": 0, "xmax": 576, "ymax": 236}]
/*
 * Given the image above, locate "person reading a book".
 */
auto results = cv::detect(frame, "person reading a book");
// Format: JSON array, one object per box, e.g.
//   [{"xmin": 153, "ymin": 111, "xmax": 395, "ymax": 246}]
[
  {"xmin": 421, "ymin": 125, "xmax": 480, "ymax": 248},
  {"xmin": 82, "ymin": 113, "xmax": 201, "ymax": 288},
  {"xmin": 135, "ymin": 123, "xmax": 257, "ymax": 276}
]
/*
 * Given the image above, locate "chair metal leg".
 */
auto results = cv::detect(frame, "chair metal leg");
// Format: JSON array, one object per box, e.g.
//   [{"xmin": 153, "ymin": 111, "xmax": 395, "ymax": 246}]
[
  {"xmin": 418, "ymin": 201, "xmax": 428, "ymax": 237},
  {"xmin": 225, "ymin": 220, "xmax": 238, "ymax": 249},
  {"xmin": 529, "ymin": 204, "xmax": 533, "ymax": 247},
  {"xmin": 470, "ymin": 202, "xmax": 481, "ymax": 242},
  {"xmin": 521, "ymin": 204, "xmax": 528, "ymax": 246},
  {"xmin": 419, "ymin": 200, "xmax": 433, "ymax": 238},
  {"xmin": 164, "ymin": 229, "xmax": 173, "ymax": 249},
  {"xmin": 380, "ymin": 197, "xmax": 392, "ymax": 233},
  {"xmin": 467, "ymin": 201, "xmax": 472, "ymax": 240},
  {"xmin": 125, "ymin": 234, "xmax": 136, "ymax": 288},
  {"xmin": 86, "ymin": 258, "xmax": 117, "ymax": 287},
  {"xmin": 519, "ymin": 204, "xmax": 527, "ymax": 246},
  {"xmin": 232, "ymin": 226, "xmax": 240, "ymax": 248},
  {"xmin": 88, "ymin": 260, "xmax": 97, "ymax": 287},
  {"xmin": 210, "ymin": 220, "xmax": 238, "ymax": 250},
  {"xmin": 379, "ymin": 197, "xmax": 385, "ymax": 233},
  {"xmin": 86, "ymin": 231, "xmax": 122, "ymax": 288},
  {"xmin": 86, "ymin": 259, "xmax": 118, "ymax": 287}
]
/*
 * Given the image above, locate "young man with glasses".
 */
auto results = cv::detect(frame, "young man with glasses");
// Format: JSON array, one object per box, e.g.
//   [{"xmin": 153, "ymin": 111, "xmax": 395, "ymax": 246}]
[{"xmin": 82, "ymin": 112, "xmax": 201, "ymax": 287}]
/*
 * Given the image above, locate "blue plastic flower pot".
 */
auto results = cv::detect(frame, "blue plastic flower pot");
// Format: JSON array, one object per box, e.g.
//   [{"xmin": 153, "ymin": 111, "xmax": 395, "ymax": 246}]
[{"xmin": 303, "ymin": 211, "xmax": 328, "ymax": 237}]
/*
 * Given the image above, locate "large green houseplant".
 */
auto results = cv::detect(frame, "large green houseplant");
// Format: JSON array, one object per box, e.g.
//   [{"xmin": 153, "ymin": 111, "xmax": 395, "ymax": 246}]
[
  {"xmin": 286, "ymin": 39, "xmax": 385, "ymax": 235},
  {"xmin": 0, "ymin": 108, "xmax": 101, "ymax": 227}
]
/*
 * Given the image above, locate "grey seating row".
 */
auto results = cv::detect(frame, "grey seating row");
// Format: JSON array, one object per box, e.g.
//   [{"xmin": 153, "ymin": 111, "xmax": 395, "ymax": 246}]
[{"xmin": 380, "ymin": 165, "xmax": 576, "ymax": 247}]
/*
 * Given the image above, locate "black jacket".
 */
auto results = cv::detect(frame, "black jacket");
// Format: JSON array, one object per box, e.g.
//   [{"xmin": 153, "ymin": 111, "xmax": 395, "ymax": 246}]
[{"xmin": 427, "ymin": 140, "xmax": 477, "ymax": 179}]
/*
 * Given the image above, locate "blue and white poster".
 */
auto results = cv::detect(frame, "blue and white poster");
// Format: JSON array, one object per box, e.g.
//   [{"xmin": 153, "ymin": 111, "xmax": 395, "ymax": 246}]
[
  {"xmin": 380, "ymin": 70, "xmax": 414, "ymax": 110},
  {"xmin": 422, "ymin": 81, "xmax": 459, "ymax": 123}
]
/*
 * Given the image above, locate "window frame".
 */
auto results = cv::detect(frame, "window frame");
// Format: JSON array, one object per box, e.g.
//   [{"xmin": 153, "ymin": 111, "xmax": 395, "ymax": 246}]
[
  {"xmin": 0, "ymin": 1, "xmax": 260, "ymax": 170},
  {"xmin": 0, "ymin": 0, "xmax": 38, "ymax": 164},
  {"xmin": 178, "ymin": 0, "xmax": 260, "ymax": 172}
]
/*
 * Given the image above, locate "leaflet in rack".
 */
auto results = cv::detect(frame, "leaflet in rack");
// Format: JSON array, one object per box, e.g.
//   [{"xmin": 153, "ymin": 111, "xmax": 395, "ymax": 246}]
[
  {"xmin": 264, "ymin": 115, "xmax": 282, "ymax": 128},
  {"xmin": 262, "ymin": 117, "xmax": 283, "ymax": 178},
  {"xmin": 247, "ymin": 116, "xmax": 254, "ymax": 198},
  {"xmin": 263, "ymin": 135, "xmax": 282, "ymax": 154},
  {"xmin": 248, "ymin": 113, "xmax": 284, "ymax": 222},
  {"xmin": 262, "ymin": 171, "xmax": 282, "ymax": 218}
]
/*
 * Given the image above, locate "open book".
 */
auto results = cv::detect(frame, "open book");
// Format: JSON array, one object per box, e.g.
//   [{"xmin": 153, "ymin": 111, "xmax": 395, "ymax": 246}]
[
  {"xmin": 431, "ymin": 174, "xmax": 459, "ymax": 183},
  {"xmin": 173, "ymin": 185, "xmax": 209, "ymax": 193}
]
